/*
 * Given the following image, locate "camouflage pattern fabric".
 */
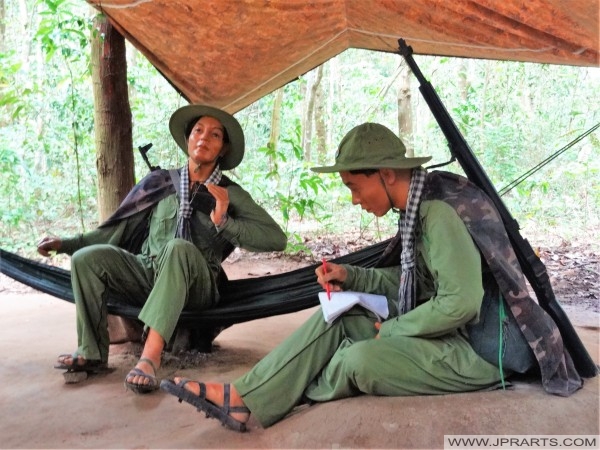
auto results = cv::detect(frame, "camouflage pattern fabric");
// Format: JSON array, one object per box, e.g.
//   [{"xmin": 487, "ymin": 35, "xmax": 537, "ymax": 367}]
[
  {"xmin": 97, "ymin": 168, "xmax": 236, "ymax": 255},
  {"xmin": 100, "ymin": 169, "xmax": 175, "ymax": 228},
  {"xmin": 378, "ymin": 170, "xmax": 582, "ymax": 397}
]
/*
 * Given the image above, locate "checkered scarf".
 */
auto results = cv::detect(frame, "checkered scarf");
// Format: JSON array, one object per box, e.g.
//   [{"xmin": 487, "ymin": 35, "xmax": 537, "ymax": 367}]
[
  {"xmin": 176, "ymin": 163, "xmax": 222, "ymax": 240},
  {"xmin": 398, "ymin": 167, "xmax": 427, "ymax": 314}
]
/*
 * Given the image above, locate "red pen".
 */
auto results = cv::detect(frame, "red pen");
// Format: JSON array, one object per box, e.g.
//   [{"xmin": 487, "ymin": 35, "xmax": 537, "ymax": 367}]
[{"xmin": 322, "ymin": 257, "xmax": 331, "ymax": 300}]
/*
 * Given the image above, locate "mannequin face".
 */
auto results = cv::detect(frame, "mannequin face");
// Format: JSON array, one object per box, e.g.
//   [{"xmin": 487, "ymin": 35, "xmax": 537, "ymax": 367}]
[
  {"xmin": 339, "ymin": 170, "xmax": 392, "ymax": 217},
  {"xmin": 186, "ymin": 116, "xmax": 226, "ymax": 167},
  {"xmin": 339, "ymin": 168, "xmax": 413, "ymax": 215}
]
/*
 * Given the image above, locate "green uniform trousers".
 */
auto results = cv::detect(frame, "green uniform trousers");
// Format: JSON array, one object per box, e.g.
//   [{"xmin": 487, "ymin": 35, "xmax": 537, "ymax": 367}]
[
  {"xmin": 71, "ymin": 238, "xmax": 217, "ymax": 362},
  {"xmin": 234, "ymin": 306, "xmax": 501, "ymax": 427}
]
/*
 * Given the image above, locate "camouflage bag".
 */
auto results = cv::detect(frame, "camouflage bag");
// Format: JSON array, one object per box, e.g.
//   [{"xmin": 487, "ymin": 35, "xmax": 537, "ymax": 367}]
[{"xmin": 466, "ymin": 267, "xmax": 536, "ymax": 374}]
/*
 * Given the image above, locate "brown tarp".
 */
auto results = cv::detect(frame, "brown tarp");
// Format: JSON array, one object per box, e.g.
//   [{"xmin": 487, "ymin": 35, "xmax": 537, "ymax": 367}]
[{"xmin": 86, "ymin": 0, "xmax": 598, "ymax": 113}]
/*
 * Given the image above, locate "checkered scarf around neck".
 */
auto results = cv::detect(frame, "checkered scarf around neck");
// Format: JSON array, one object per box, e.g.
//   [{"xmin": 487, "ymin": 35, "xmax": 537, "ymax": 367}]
[
  {"xmin": 176, "ymin": 163, "xmax": 222, "ymax": 241},
  {"xmin": 398, "ymin": 167, "xmax": 427, "ymax": 315}
]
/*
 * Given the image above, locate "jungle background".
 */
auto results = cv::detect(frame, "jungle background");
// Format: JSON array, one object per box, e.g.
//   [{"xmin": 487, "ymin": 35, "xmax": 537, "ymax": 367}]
[{"xmin": 1, "ymin": 1, "xmax": 599, "ymax": 304}]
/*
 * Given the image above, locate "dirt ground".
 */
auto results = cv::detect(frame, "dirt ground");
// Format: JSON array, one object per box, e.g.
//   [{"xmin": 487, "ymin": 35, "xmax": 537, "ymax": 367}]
[{"xmin": 0, "ymin": 245, "xmax": 599, "ymax": 450}]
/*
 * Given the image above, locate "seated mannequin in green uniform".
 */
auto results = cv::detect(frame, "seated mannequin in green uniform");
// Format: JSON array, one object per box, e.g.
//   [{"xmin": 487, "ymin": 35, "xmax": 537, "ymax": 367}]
[{"xmin": 37, "ymin": 104, "xmax": 287, "ymax": 394}]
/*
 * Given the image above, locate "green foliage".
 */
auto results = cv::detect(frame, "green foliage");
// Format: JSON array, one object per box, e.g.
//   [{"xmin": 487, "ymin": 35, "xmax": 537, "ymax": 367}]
[
  {"xmin": 249, "ymin": 122, "xmax": 328, "ymax": 254},
  {"xmin": 1, "ymin": 1, "xmax": 599, "ymax": 256},
  {"xmin": 37, "ymin": 0, "xmax": 91, "ymax": 63}
]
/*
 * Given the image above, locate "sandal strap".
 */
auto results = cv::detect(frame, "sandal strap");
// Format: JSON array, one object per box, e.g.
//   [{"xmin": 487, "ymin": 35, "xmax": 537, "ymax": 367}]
[
  {"xmin": 179, "ymin": 379, "xmax": 207, "ymax": 399},
  {"xmin": 224, "ymin": 383, "xmax": 231, "ymax": 413},
  {"xmin": 223, "ymin": 383, "xmax": 250, "ymax": 414},
  {"xmin": 57, "ymin": 352, "xmax": 82, "ymax": 367},
  {"xmin": 138, "ymin": 357, "xmax": 158, "ymax": 376},
  {"xmin": 127, "ymin": 367, "xmax": 155, "ymax": 380}
]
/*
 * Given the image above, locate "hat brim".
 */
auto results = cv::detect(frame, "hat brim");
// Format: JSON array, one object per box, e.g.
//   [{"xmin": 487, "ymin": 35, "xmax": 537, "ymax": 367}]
[
  {"xmin": 311, "ymin": 156, "xmax": 432, "ymax": 173},
  {"xmin": 169, "ymin": 105, "xmax": 245, "ymax": 170}
]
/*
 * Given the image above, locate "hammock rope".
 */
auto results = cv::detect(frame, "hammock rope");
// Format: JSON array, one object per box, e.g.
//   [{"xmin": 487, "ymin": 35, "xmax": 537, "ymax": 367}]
[{"xmin": 499, "ymin": 122, "xmax": 600, "ymax": 196}]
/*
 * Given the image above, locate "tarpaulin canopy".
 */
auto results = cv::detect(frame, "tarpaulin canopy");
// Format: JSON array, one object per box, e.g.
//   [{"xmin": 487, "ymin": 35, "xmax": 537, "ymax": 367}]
[{"xmin": 86, "ymin": 0, "xmax": 599, "ymax": 113}]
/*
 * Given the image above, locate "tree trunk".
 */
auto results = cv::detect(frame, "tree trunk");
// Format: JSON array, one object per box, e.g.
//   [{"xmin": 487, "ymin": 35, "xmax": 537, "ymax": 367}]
[
  {"xmin": 268, "ymin": 88, "xmax": 284, "ymax": 174},
  {"xmin": 91, "ymin": 13, "xmax": 134, "ymax": 223},
  {"xmin": 327, "ymin": 57, "xmax": 338, "ymax": 153},
  {"xmin": 314, "ymin": 65, "xmax": 327, "ymax": 162},
  {"xmin": 397, "ymin": 65, "xmax": 414, "ymax": 156},
  {"xmin": 458, "ymin": 60, "xmax": 469, "ymax": 101},
  {"xmin": 91, "ymin": 13, "xmax": 140, "ymax": 344},
  {"xmin": 303, "ymin": 65, "xmax": 324, "ymax": 161}
]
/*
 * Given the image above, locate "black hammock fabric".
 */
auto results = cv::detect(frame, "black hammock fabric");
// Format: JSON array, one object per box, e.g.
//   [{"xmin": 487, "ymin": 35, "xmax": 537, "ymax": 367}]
[{"xmin": 0, "ymin": 240, "xmax": 389, "ymax": 328}]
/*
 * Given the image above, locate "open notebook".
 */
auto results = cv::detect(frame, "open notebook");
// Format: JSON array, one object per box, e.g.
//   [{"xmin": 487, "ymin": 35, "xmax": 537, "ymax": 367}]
[{"xmin": 318, "ymin": 291, "xmax": 389, "ymax": 324}]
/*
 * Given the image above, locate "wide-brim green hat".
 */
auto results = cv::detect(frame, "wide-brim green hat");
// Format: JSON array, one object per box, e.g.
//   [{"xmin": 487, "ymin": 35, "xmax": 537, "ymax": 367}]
[
  {"xmin": 169, "ymin": 104, "xmax": 245, "ymax": 170},
  {"xmin": 311, "ymin": 122, "xmax": 431, "ymax": 173}
]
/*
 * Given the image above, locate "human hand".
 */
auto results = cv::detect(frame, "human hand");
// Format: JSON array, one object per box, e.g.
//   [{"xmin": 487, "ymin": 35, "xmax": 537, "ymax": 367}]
[
  {"xmin": 315, "ymin": 261, "xmax": 347, "ymax": 292},
  {"xmin": 374, "ymin": 322, "xmax": 381, "ymax": 339},
  {"xmin": 37, "ymin": 235, "xmax": 62, "ymax": 257},
  {"xmin": 206, "ymin": 184, "xmax": 229, "ymax": 226}
]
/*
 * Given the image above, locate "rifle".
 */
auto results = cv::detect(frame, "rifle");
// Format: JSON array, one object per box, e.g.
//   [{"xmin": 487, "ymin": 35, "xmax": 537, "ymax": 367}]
[
  {"xmin": 397, "ymin": 39, "xmax": 597, "ymax": 378},
  {"xmin": 138, "ymin": 143, "xmax": 160, "ymax": 172}
]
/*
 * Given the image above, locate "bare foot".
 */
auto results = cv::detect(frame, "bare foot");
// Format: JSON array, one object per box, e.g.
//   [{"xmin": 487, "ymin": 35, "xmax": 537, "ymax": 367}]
[{"xmin": 174, "ymin": 377, "xmax": 250, "ymax": 424}]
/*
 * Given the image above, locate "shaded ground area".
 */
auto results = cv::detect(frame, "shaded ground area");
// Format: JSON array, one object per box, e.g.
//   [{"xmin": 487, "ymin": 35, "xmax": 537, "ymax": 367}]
[{"xmin": 539, "ymin": 244, "xmax": 599, "ymax": 311}]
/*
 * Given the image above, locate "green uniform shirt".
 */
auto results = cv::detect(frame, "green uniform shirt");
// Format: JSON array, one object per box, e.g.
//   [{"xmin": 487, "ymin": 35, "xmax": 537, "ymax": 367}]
[
  {"xmin": 343, "ymin": 199, "xmax": 483, "ymax": 338},
  {"xmin": 60, "ymin": 185, "xmax": 287, "ymax": 273}
]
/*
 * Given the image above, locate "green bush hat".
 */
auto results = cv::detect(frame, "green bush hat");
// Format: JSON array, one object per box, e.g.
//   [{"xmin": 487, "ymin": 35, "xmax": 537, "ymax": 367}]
[
  {"xmin": 311, "ymin": 122, "xmax": 431, "ymax": 173},
  {"xmin": 169, "ymin": 104, "xmax": 245, "ymax": 170}
]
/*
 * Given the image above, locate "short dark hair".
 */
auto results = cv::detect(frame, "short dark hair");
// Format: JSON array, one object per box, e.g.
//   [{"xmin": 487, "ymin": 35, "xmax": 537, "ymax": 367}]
[{"xmin": 348, "ymin": 168, "xmax": 379, "ymax": 176}]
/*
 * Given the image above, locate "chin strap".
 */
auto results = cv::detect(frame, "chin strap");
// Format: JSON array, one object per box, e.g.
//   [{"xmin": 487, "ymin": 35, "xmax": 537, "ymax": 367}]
[{"xmin": 378, "ymin": 172, "xmax": 399, "ymax": 214}]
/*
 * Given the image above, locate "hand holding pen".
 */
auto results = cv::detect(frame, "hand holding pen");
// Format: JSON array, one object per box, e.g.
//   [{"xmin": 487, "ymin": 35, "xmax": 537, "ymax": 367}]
[{"xmin": 316, "ymin": 259, "xmax": 347, "ymax": 297}]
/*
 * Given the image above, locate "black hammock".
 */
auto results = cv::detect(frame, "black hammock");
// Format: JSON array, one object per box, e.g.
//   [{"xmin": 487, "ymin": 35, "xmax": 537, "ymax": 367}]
[{"xmin": 0, "ymin": 240, "xmax": 387, "ymax": 327}]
